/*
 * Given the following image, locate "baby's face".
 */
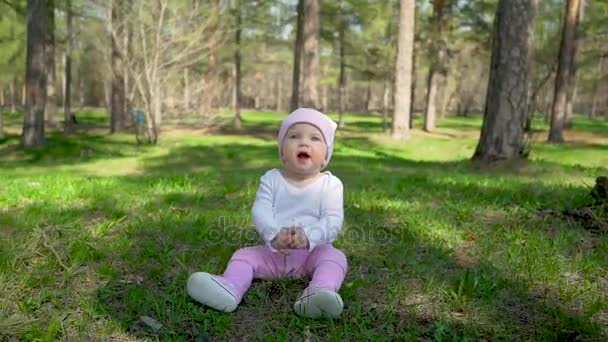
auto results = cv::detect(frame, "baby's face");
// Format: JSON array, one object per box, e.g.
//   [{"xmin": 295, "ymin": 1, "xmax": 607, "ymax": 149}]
[{"xmin": 281, "ymin": 123, "xmax": 327, "ymax": 177}]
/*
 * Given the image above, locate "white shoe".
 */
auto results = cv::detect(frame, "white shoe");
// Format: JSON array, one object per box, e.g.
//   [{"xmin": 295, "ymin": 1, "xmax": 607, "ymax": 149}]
[
  {"xmin": 293, "ymin": 289, "xmax": 343, "ymax": 318},
  {"xmin": 187, "ymin": 272, "xmax": 238, "ymax": 312}
]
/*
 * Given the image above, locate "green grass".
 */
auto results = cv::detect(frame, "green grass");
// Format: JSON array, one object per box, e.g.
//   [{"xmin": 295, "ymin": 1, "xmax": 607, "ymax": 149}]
[{"xmin": 1, "ymin": 110, "xmax": 608, "ymax": 340}]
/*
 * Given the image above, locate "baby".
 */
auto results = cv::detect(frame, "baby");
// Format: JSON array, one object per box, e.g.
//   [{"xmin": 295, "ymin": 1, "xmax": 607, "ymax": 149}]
[{"xmin": 187, "ymin": 108, "xmax": 347, "ymax": 318}]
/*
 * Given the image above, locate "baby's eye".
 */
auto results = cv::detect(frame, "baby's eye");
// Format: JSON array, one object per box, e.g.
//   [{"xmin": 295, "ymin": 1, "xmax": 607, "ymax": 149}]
[
  {"xmin": 289, "ymin": 134, "xmax": 297, "ymax": 139},
  {"xmin": 311, "ymin": 136, "xmax": 321, "ymax": 141}
]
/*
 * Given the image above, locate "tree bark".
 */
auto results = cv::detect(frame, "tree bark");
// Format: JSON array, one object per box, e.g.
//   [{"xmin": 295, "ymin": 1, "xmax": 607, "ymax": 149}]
[
  {"xmin": 383, "ymin": 78, "xmax": 390, "ymax": 132},
  {"xmin": 337, "ymin": 20, "xmax": 346, "ymax": 128},
  {"xmin": 22, "ymin": 0, "xmax": 48, "ymax": 147},
  {"xmin": 290, "ymin": 0, "xmax": 304, "ymax": 111},
  {"xmin": 472, "ymin": 0, "xmax": 537, "ymax": 162},
  {"xmin": 301, "ymin": 0, "xmax": 320, "ymax": 109},
  {"xmin": 45, "ymin": 0, "xmax": 58, "ymax": 128},
  {"xmin": 424, "ymin": 68, "xmax": 439, "ymax": 132},
  {"xmin": 548, "ymin": 0, "xmax": 581, "ymax": 143},
  {"xmin": 392, "ymin": 0, "xmax": 415, "ymax": 140},
  {"xmin": 233, "ymin": 1, "xmax": 242, "ymax": 129},
  {"xmin": 409, "ymin": 49, "xmax": 417, "ymax": 129},
  {"xmin": 111, "ymin": 0, "xmax": 127, "ymax": 133},
  {"xmin": 423, "ymin": 0, "xmax": 451, "ymax": 132},
  {"xmin": 10, "ymin": 78, "xmax": 17, "ymax": 113},
  {"xmin": 64, "ymin": 0, "xmax": 74, "ymax": 134},
  {"xmin": 184, "ymin": 68, "xmax": 190, "ymax": 112},
  {"xmin": 276, "ymin": 71, "xmax": 283, "ymax": 113},
  {"xmin": 565, "ymin": 0, "xmax": 585, "ymax": 125}
]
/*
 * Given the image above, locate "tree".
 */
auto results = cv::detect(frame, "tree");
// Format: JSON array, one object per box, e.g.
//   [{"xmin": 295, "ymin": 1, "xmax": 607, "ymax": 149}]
[
  {"xmin": 301, "ymin": 0, "xmax": 320, "ymax": 109},
  {"xmin": 110, "ymin": 0, "xmax": 127, "ymax": 133},
  {"xmin": 290, "ymin": 0, "xmax": 304, "ymax": 111},
  {"xmin": 548, "ymin": 0, "xmax": 581, "ymax": 143},
  {"xmin": 392, "ymin": 0, "xmax": 415, "ymax": 140},
  {"xmin": 63, "ymin": 0, "xmax": 74, "ymax": 134},
  {"xmin": 423, "ymin": 0, "xmax": 454, "ymax": 132},
  {"xmin": 232, "ymin": 0, "xmax": 242, "ymax": 129},
  {"xmin": 44, "ymin": 0, "xmax": 58, "ymax": 128},
  {"xmin": 472, "ymin": 0, "xmax": 537, "ymax": 162},
  {"xmin": 21, "ymin": 0, "xmax": 48, "ymax": 147}
]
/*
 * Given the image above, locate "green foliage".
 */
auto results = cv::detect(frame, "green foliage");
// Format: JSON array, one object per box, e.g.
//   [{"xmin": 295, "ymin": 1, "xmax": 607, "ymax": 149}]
[{"xmin": 0, "ymin": 1, "xmax": 25, "ymax": 82}]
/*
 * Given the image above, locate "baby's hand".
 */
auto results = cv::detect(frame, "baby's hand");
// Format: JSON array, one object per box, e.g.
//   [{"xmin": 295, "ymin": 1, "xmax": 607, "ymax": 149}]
[
  {"xmin": 288, "ymin": 226, "xmax": 309, "ymax": 250},
  {"xmin": 271, "ymin": 228, "xmax": 293, "ymax": 255}
]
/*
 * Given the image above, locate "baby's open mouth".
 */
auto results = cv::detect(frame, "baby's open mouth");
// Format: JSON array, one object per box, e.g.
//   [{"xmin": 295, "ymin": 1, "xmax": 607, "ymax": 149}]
[{"xmin": 297, "ymin": 152, "xmax": 310, "ymax": 160}]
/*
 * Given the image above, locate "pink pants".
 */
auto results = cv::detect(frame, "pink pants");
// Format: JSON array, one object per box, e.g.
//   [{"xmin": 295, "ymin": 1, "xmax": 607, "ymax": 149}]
[{"xmin": 219, "ymin": 244, "xmax": 347, "ymax": 303}]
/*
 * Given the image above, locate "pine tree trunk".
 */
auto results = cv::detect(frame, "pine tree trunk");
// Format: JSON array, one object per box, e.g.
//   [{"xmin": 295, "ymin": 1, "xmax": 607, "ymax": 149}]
[
  {"xmin": 10, "ymin": 78, "xmax": 17, "ymax": 113},
  {"xmin": 290, "ymin": 0, "xmax": 304, "ymax": 111},
  {"xmin": 301, "ymin": 0, "xmax": 320, "ymax": 109},
  {"xmin": 424, "ymin": 67, "xmax": 439, "ymax": 132},
  {"xmin": 392, "ymin": 0, "xmax": 415, "ymax": 140},
  {"xmin": 45, "ymin": 0, "xmax": 58, "ymax": 128},
  {"xmin": 233, "ymin": 3, "xmax": 242, "ymax": 130},
  {"xmin": 549, "ymin": 0, "xmax": 581, "ymax": 143},
  {"xmin": 111, "ymin": 0, "xmax": 127, "ymax": 133},
  {"xmin": 337, "ymin": 22, "xmax": 346, "ymax": 128},
  {"xmin": 22, "ymin": 0, "xmax": 48, "ymax": 147},
  {"xmin": 276, "ymin": 72, "xmax": 283, "ymax": 113},
  {"xmin": 184, "ymin": 68, "xmax": 190, "ymax": 113},
  {"xmin": 409, "ymin": 50, "xmax": 417, "ymax": 129},
  {"xmin": 565, "ymin": 0, "xmax": 585, "ymax": 125},
  {"xmin": 383, "ymin": 79, "xmax": 390, "ymax": 132},
  {"xmin": 64, "ymin": 0, "xmax": 74, "ymax": 134},
  {"xmin": 472, "ymin": 0, "xmax": 537, "ymax": 162}
]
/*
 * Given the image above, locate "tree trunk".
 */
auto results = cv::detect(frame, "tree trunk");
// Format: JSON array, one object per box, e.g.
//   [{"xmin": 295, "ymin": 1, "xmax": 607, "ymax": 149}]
[
  {"xmin": 290, "ymin": 0, "xmax": 304, "ymax": 111},
  {"xmin": 337, "ymin": 21, "xmax": 346, "ymax": 128},
  {"xmin": 45, "ymin": 0, "xmax": 58, "ymax": 128},
  {"xmin": 184, "ymin": 68, "xmax": 190, "ymax": 112},
  {"xmin": 365, "ymin": 80, "xmax": 372, "ymax": 114},
  {"xmin": 409, "ymin": 49, "xmax": 417, "ymax": 129},
  {"xmin": 565, "ymin": 0, "xmax": 585, "ymax": 125},
  {"xmin": 472, "ymin": 0, "xmax": 537, "ymax": 162},
  {"xmin": 64, "ymin": 0, "xmax": 74, "ymax": 134},
  {"xmin": 0, "ymin": 108, "xmax": 4, "ymax": 139},
  {"xmin": 548, "ymin": 0, "xmax": 581, "ymax": 143},
  {"xmin": 424, "ymin": 0, "xmax": 451, "ymax": 132},
  {"xmin": 233, "ymin": 2, "xmax": 242, "ymax": 129},
  {"xmin": 525, "ymin": 68, "xmax": 554, "ymax": 132},
  {"xmin": 111, "ymin": 0, "xmax": 127, "ymax": 133},
  {"xmin": 22, "ymin": 81, "xmax": 26, "ymax": 107},
  {"xmin": 424, "ymin": 67, "xmax": 439, "ymax": 132},
  {"xmin": 301, "ymin": 0, "xmax": 320, "ymax": 109},
  {"xmin": 383, "ymin": 78, "xmax": 390, "ymax": 132},
  {"xmin": 590, "ymin": 56, "xmax": 604, "ymax": 119},
  {"xmin": 276, "ymin": 72, "xmax": 283, "ymax": 113},
  {"xmin": 10, "ymin": 78, "xmax": 17, "ymax": 113},
  {"xmin": 22, "ymin": 0, "xmax": 48, "ymax": 147},
  {"xmin": 392, "ymin": 0, "xmax": 415, "ymax": 140}
]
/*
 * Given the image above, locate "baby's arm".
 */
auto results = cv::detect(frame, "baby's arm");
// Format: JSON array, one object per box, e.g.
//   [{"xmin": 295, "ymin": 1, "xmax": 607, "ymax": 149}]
[
  {"xmin": 303, "ymin": 177, "xmax": 344, "ymax": 250},
  {"xmin": 251, "ymin": 173, "xmax": 280, "ymax": 249}
]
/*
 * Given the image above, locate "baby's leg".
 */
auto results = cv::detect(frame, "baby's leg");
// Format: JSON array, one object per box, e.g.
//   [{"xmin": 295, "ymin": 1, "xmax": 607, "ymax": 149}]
[
  {"xmin": 293, "ymin": 244, "xmax": 348, "ymax": 318},
  {"xmin": 304, "ymin": 244, "xmax": 348, "ymax": 291},
  {"xmin": 187, "ymin": 246, "xmax": 280, "ymax": 312},
  {"xmin": 222, "ymin": 245, "xmax": 282, "ymax": 301}
]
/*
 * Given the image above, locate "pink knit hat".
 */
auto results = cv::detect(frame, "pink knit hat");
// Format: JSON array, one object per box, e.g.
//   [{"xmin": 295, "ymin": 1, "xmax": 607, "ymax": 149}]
[{"xmin": 278, "ymin": 108, "xmax": 338, "ymax": 163}]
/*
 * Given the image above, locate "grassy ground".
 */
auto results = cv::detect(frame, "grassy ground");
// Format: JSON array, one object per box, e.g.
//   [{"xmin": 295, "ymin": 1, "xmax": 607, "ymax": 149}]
[{"xmin": 1, "ymin": 110, "xmax": 607, "ymax": 341}]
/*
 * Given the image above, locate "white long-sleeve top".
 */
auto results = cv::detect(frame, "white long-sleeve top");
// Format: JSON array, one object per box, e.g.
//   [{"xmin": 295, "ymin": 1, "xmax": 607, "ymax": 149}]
[{"xmin": 252, "ymin": 168, "xmax": 344, "ymax": 251}]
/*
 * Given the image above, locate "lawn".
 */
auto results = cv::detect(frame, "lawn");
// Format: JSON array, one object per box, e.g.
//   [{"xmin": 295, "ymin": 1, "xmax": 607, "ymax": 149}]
[{"xmin": 1, "ymin": 110, "xmax": 607, "ymax": 340}]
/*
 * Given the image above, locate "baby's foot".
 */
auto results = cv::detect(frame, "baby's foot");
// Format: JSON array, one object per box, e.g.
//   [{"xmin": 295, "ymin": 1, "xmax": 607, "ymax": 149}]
[
  {"xmin": 293, "ymin": 288, "xmax": 343, "ymax": 318},
  {"xmin": 187, "ymin": 272, "xmax": 238, "ymax": 312}
]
